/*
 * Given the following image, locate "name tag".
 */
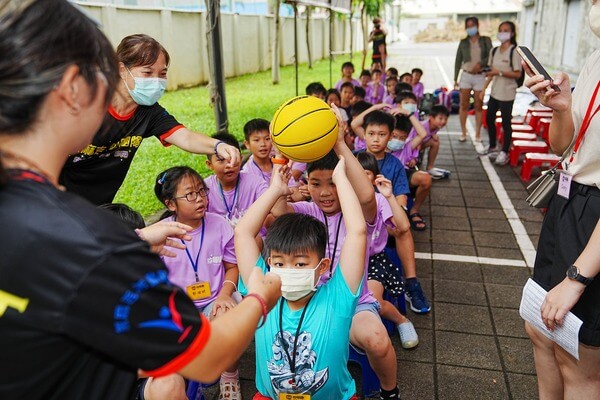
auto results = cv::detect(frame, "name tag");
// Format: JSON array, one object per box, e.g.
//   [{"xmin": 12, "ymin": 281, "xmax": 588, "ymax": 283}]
[
  {"xmin": 186, "ymin": 281, "xmax": 211, "ymax": 300},
  {"xmin": 557, "ymin": 172, "xmax": 572, "ymax": 199},
  {"xmin": 279, "ymin": 394, "xmax": 311, "ymax": 400}
]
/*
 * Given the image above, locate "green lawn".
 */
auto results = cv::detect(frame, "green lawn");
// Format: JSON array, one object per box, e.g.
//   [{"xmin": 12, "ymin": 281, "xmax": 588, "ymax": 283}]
[{"xmin": 114, "ymin": 54, "xmax": 365, "ymax": 217}]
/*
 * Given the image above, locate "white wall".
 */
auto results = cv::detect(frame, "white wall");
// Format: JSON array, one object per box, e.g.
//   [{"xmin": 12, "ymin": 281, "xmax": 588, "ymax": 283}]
[{"xmin": 79, "ymin": 3, "xmax": 364, "ymax": 89}]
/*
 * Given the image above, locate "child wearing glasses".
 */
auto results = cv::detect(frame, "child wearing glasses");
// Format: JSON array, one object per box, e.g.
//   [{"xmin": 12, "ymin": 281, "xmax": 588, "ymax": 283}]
[{"xmin": 154, "ymin": 166, "xmax": 243, "ymax": 399}]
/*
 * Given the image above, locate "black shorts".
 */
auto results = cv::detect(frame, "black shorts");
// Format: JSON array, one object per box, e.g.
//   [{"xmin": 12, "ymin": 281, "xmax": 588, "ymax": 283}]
[
  {"xmin": 534, "ymin": 180, "xmax": 600, "ymax": 346},
  {"xmin": 132, "ymin": 379, "xmax": 148, "ymax": 400},
  {"xmin": 368, "ymin": 251, "xmax": 405, "ymax": 296},
  {"xmin": 406, "ymin": 168, "xmax": 418, "ymax": 184}
]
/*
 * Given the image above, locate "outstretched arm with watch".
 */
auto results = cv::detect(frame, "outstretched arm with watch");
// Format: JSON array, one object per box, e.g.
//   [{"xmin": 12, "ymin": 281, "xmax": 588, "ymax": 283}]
[{"xmin": 541, "ymin": 220, "xmax": 600, "ymax": 331}]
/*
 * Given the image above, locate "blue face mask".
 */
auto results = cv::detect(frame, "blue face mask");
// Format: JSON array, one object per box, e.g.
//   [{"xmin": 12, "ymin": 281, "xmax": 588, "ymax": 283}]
[
  {"xmin": 125, "ymin": 68, "xmax": 167, "ymax": 106},
  {"xmin": 402, "ymin": 103, "xmax": 418, "ymax": 114},
  {"xmin": 387, "ymin": 138, "xmax": 405, "ymax": 152},
  {"xmin": 466, "ymin": 27, "xmax": 479, "ymax": 37}
]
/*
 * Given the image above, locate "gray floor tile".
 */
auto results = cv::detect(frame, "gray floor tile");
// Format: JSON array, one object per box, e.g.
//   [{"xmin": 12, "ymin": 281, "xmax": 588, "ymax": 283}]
[
  {"xmin": 437, "ymin": 365, "xmax": 509, "ymax": 400},
  {"xmin": 462, "ymin": 188, "xmax": 497, "ymax": 198},
  {"xmin": 477, "ymin": 246, "xmax": 524, "ymax": 260},
  {"xmin": 432, "ymin": 230, "xmax": 474, "ymax": 246},
  {"xmin": 415, "ymin": 241, "xmax": 432, "ymax": 253},
  {"xmin": 491, "ymin": 307, "xmax": 529, "ymax": 338},
  {"xmin": 457, "ymin": 173, "xmax": 490, "ymax": 181},
  {"xmin": 498, "ymin": 337, "xmax": 536, "ymax": 374},
  {"xmin": 431, "ymin": 216, "xmax": 471, "ymax": 231},
  {"xmin": 395, "ymin": 328, "xmax": 434, "ymax": 363},
  {"xmin": 397, "ymin": 361, "xmax": 435, "ymax": 400},
  {"xmin": 435, "ymin": 302, "xmax": 494, "ymax": 335},
  {"xmin": 434, "ymin": 280, "xmax": 487, "ymax": 306},
  {"xmin": 430, "ymin": 206, "xmax": 467, "ymax": 218},
  {"xmin": 436, "ymin": 332, "xmax": 502, "ymax": 370},
  {"xmin": 430, "ymin": 195, "xmax": 466, "ymax": 207},
  {"xmin": 486, "ymin": 283, "xmax": 525, "ymax": 309},
  {"xmin": 433, "ymin": 243, "xmax": 477, "ymax": 256},
  {"xmin": 481, "ymin": 265, "xmax": 531, "ymax": 286},
  {"xmin": 507, "ymin": 373, "xmax": 539, "ymax": 400},
  {"xmin": 470, "ymin": 218, "xmax": 513, "ymax": 233},
  {"xmin": 474, "ymin": 232, "xmax": 520, "ymax": 249},
  {"xmin": 433, "ymin": 261, "xmax": 482, "ymax": 283},
  {"xmin": 467, "ymin": 208, "xmax": 507, "ymax": 220},
  {"xmin": 460, "ymin": 180, "xmax": 493, "ymax": 189},
  {"xmin": 464, "ymin": 196, "xmax": 503, "ymax": 209}
]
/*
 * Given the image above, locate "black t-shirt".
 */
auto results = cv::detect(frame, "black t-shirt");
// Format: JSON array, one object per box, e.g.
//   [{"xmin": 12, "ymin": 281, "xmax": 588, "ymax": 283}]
[
  {"xmin": 60, "ymin": 103, "xmax": 183, "ymax": 205},
  {"xmin": 0, "ymin": 172, "xmax": 207, "ymax": 400},
  {"xmin": 372, "ymin": 29, "xmax": 386, "ymax": 58}
]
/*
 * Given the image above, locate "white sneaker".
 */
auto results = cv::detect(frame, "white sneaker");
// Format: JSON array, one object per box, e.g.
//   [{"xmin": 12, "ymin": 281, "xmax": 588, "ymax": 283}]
[
  {"xmin": 427, "ymin": 168, "xmax": 445, "ymax": 179},
  {"xmin": 397, "ymin": 321, "xmax": 419, "ymax": 349},
  {"xmin": 495, "ymin": 151, "xmax": 509, "ymax": 165}
]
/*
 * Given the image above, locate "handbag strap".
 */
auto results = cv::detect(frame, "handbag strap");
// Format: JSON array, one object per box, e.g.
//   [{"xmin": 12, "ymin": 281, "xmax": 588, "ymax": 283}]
[{"xmin": 548, "ymin": 136, "xmax": 577, "ymax": 173}]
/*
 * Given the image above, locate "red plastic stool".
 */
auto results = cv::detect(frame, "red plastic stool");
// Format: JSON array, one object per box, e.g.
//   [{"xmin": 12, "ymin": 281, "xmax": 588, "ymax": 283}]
[
  {"xmin": 521, "ymin": 153, "xmax": 561, "ymax": 181},
  {"xmin": 528, "ymin": 111, "xmax": 553, "ymax": 132},
  {"xmin": 495, "ymin": 122, "xmax": 535, "ymax": 142},
  {"xmin": 510, "ymin": 140, "xmax": 549, "ymax": 167},
  {"xmin": 537, "ymin": 118, "xmax": 552, "ymax": 143}
]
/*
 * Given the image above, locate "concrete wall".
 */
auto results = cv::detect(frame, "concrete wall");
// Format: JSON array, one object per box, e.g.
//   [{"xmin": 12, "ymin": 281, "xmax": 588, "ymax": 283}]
[
  {"xmin": 519, "ymin": 0, "xmax": 600, "ymax": 75},
  {"xmin": 79, "ymin": 3, "xmax": 363, "ymax": 89}
]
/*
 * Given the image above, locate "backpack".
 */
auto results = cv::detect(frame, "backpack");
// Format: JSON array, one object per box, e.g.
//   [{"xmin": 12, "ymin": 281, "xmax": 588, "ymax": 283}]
[
  {"xmin": 420, "ymin": 93, "xmax": 435, "ymax": 115},
  {"xmin": 491, "ymin": 45, "xmax": 525, "ymax": 87},
  {"xmin": 449, "ymin": 89, "xmax": 461, "ymax": 114}
]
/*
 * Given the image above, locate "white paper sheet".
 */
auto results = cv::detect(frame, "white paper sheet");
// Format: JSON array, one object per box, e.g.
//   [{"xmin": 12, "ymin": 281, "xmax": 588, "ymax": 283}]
[{"xmin": 519, "ymin": 278, "xmax": 583, "ymax": 360}]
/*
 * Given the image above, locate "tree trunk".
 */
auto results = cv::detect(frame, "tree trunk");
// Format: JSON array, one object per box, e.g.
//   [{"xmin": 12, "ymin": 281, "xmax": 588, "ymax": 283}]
[
  {"xmin": 360, "ymin": 4, "xmax": 368, "ymax": 71},
  {"xmin": 272, "ymin": 0, "xmax": 281, "ymax": 84},
  {"xmin": 306, "ymin": 7, "xmax": 312, "ymax": 69}
]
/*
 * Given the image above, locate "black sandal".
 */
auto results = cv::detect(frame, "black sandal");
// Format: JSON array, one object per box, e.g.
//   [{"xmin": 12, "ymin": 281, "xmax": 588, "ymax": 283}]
[{"xmin": 409, "ymin": 212, "xmax": 427, "ymax": 231}]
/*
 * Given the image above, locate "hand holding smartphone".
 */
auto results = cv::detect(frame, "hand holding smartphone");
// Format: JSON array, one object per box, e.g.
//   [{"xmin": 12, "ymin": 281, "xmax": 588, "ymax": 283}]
[{"xmin": 516, "ymin": 46, "xmax": 561, "ymax": 92}]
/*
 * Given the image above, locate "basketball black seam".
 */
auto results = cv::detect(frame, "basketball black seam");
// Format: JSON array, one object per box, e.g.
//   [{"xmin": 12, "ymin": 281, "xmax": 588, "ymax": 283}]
[
  {"xmin": 275, "ymin": 122, "xmax": 338, "ymax": 148},
  {"xmin": 271, "ymin": 96, "xmax": 308, "ymax": 133},
  {"xmin": 272, "ymin": 107, "xmax": 332, "ymax": 137}
]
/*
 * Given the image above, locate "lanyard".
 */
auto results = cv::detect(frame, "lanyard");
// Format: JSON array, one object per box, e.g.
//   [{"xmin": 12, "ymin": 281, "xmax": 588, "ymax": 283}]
[
  {"xmin": 180, "ymin": 218, "xmax": 205, "ymax": 282},
  {"xmin": 569, "ymin": 80, "xmax": 600, "ymax": 164},
  {"xmin": 218, "ymin": 179, "xmax": 239, "ymax": 218},
  {"xmin": 278, "ymin": 295, "xmax": 314, "ymax": 379},
  {"xmin": 6, "ymin": 169, "xmax": 53, "ymax": 186},
  {"xmin": 322, "ymin": 211, "xmax": 343, "ymax": 277},
  {"xmin": 252, "ymin": 159, "xmax": 272, "ymax": 182}
]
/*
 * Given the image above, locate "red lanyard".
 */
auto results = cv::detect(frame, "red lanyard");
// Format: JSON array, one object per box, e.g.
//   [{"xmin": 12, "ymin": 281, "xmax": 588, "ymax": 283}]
[{"xmin": 569, "ymin": 80, "xmax": 600, "ymax": 164}]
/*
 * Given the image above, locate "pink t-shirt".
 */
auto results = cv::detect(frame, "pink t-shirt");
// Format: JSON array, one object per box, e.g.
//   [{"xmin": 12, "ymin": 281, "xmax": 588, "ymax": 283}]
[
  {"xmin": 241, "ymin": 155, "xmax": 298, "ymax": 187},
  {"xmin": 366, "ymin": 83, "xmax": 385, "ymax": 104},
  {"xmin": 370, "ymin": 193, "xmax": 394, "ymax": 255},
  {"xmin": 161, "ymin": 212, "xmax": 236, "ymax": 309},
  {"xmin": 335, "ymin": 78, "xmax": 361, "ymax": 92},
  {"xmin": 291, "ymin": 201, "xmax": 377, "ymax": 305},
  {"xmin": 205, "ymin": 172, "xmax": 268, "ymax": 226}
]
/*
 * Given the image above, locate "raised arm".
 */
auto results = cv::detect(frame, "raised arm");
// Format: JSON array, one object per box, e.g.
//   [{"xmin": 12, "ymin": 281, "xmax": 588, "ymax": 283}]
[
  {"xmin": 235, "ymin": 165, "xmax": 291, "ymax": 285},
  {"xmin": 165, "ymin": 127, "xmax": 241, "ymax": 167},
  {"xmin": 331, "ymin": 104, "xmax": 377, "ymax": 224},
  {"xmin": 333, "ymin": 157, "xmax": 367, "ymax": 293},
  {"xmin": 375, "ymin": 175, "xmax": 410, "ymax": 233},
  {"xmin": 390, "ymin": 108, "xmax": 427, "ymax": 150},
  {"xmin": 350, "ymin": 103, "xmax": 390, "ymax": 140}
]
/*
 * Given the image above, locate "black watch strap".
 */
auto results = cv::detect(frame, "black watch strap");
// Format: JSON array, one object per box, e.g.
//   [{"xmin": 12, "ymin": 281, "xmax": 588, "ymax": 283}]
[{"xmin": 567, "ymin": 265, "xmax": 594, "ymax": 286}]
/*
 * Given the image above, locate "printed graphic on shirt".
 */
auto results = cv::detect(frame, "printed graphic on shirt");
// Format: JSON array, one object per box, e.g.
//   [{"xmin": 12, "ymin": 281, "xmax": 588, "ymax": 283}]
[{"xmin": 268, "ymin": 331, "xmax": 328, "ymax": 396}]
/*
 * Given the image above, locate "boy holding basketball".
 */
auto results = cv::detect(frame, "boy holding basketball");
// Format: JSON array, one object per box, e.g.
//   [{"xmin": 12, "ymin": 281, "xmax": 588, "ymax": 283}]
[
  {"xmin": 352, "ymin": 107, "xmax": 432, "ymax": 314},
  {"xmin": 271, "ymin": 107, "xmax": 402, "ymax": 400}
]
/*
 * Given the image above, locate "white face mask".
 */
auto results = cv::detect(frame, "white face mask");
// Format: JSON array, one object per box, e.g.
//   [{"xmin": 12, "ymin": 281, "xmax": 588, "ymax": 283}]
[
  {"xmin": 497, "ymin": 32, "xmax": 512, "ymax": 43},
  {"xmin": 590, "ymin": 4, "xmax": 600, "ymax": 39},
  {"xmin": 269, "ymin": 260, "xmax": 323, "ymax": 301},
  {"xmin": 402, "ymin": 103, "xmax": 418, "ymax": 114}
]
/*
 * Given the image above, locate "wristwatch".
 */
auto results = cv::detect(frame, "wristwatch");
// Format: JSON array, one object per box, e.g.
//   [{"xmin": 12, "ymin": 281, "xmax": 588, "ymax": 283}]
[
  {"xmin": 499, "ymin": 71, "xmax": 504, "ymax": 77},
  {"xmin": 566, "ymin": 265, "xmax": 594, "ymax": 286}
]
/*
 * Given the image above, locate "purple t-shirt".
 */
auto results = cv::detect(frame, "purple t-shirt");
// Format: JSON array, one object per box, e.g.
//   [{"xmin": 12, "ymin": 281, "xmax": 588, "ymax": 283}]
[
  {"xmin": 241, "ymin": 155, "xmax": 298, "ymax": 187},
  {"xmin": 413, "ymin": 82, "xmax": 424, "ymax": 100},
  {"xmin": 354, "ymin": 136, "xmax": 366, "ymax": 151},
  {"xmin": 408, "ymin": 119, "xmax": 437, "ymax": 144},
  {"xmin": 335, "ymin": 78, "xmax": 361, "ymax": 92},
  {"xmin": 205, "ymin": 172, "xmax": 268, "ymax": 226},
  {"xmin": 161, "ymin": 213, "xmax": 237, "ymax": 309},
  {"xmin": 370, "ymin": 193, "xmax": 394, "ymax": 255},
  {"xmin": 383, "ymin": 94, "xmax": 395, "ymax": 105},
  {"xmin": 365, "ymin": 83, "xmax": 385, "ymax": 104},
  {"xmin": 291, "ymin": 201, "xmax": 377, "ymax": 305}
]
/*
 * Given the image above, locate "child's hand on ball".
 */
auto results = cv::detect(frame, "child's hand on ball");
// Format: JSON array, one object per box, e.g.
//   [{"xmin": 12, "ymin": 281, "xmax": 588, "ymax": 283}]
[{"xmin": 271, "ymin": 164, "xmax": 293, "ymax": 197}]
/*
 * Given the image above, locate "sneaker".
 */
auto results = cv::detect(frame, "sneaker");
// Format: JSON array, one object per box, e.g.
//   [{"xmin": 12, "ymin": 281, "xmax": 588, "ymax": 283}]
[
  {"xmin": 427, "ymin": 168, "xmax": 445, "ymax": 179},
  {"xmin": 397, "ymin": 321, "xmax": 419, "ymax": 349},
  {"xmin": 405, "ymin": 280, "xmax": 431, "ymax": 314},
  {"xmin": 219, "ymin": 380, "xmax": 241, "ymax": 400},
  {"xmin": 495, "ymin": 151, "xmax": 509, "ymax": 165}
]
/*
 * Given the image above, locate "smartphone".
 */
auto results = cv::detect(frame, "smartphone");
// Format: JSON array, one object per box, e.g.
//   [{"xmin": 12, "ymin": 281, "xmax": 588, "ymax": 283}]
[{"xmin": 516, "ymin": 46, "xmax": 561, "ymax": 92}]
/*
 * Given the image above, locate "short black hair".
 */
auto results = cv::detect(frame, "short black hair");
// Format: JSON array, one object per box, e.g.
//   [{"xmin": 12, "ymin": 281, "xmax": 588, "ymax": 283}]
[
  {"xmin": 465, "ymin": 16, "xmax": 479, "ymax": 28},
  {"xmin": 430, "ymin": 105, "xmax": 450, "ymax": 117},
  {"xmin": 395, "ymin": 91, "xmax": 417, "ymax": 104},
  {"xmin": 411, "ymin": 68, "xmax": 423, "ymax": 75},
  {"xmin": 340, "ymin": 82, "xmax": 355, "ymax": 92},
  {"xmin": 399, "ymin": 72, "xmax": 412, "ymax": 81},
  {"xmin": 98, "ymin": 203, "xmax": 145, "ymax": 230},
  {"xmin": 372, "ymin": 69, "xmax": 382, "ymax": 75},
  {"xmin": 385, "ymin": 76, "xmax": 398, "ymax": 84},
  {"xmin": 363, "ymin": 110, "xmax": 395, "ymax": 133},
  {"xmin": 212, "ymin": 132, "xmax": 240, "ymax": 151},
  {"xmin": 265, "ymin": 213, "xmax": 327, "ymax": 259},
  {"xmin": 306, "ymin": 82, "xmax": 327, "ymax": 97},
  {"xmin": 243, "ymin": 118, "xmax": 270, "ymax": 141},
  {"xmin": 394, "ymin": 82, "xmax": 413, "ymax": 96},
  {"xmin": 394, "ymin": 115, "xmax": 412, "ymax": 133},
  {"xmin": 353, "ymin": 86, "xmax": 366, "ymax": 99},
  {"xmin": 307, "ymin": 150, "xmax": 339, "ymax": 175},
  {"xmin": 359, "ymin": 69, "xmax": 371, "ymax": 78},
  {"xmin": 356, "ymin": 152, "xmax": 380, "ymax": 176},
  {"xmin": 341, "ymin": 61, "xmax": 354, "ymax": 71},
  {"xmin": 386, "ymin": 67, "xmax": 399, "ymax": 76},
  {"xmin": 350, "ymin": 100, "xmax": 373, "ymax": 117}
]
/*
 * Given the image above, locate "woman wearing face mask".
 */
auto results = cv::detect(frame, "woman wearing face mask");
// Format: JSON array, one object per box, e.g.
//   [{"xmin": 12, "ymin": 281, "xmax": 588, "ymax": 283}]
[
  {"xmin": 454, "ymin": 16, "xmax": 493, "ymax": 143},
  {"xmin": 523, "ymin": 1, "xmax": 600, "ymax": 397},
  {"xmin": 478, "ymin": 21, "xmax": 522, "ymax": 165},
  {"xmin": 60, "ymin": 34, "xmax": 241, "ymax": 206}
]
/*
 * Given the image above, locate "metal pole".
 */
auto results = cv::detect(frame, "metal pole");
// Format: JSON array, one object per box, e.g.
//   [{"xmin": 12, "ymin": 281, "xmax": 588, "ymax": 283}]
[
  {"xmin": 293, "ymin": 3, "xmax": 299, "ymax": 96},
  {"xmin": 207, "ymin": 0, "xmax": 228, "ymax": 132},
  {"xmin": 329, "ymin": 5, "xmax": 333, "ymax": 88}
]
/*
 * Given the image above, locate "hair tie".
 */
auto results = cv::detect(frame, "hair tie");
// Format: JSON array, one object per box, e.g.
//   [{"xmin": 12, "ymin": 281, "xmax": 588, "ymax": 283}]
[{"xmin": 158, "ymin": 172, "xmax": 167, "ymax": 185}]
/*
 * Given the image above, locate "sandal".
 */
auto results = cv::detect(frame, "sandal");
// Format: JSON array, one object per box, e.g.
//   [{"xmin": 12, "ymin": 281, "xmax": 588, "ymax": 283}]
[
  {"xmin": 409, "ymin": 212, "xmax": 427, "ymax": 231},
  {"xmin": 458, "ymin": 135, "xmax": 467, "ymax": 142}
]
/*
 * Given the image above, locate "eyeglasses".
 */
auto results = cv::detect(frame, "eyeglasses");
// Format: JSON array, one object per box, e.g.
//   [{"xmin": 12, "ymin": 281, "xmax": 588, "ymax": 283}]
[{"xmin": 174, "ymin": 187, "xmax": 210, "ymax": 202}]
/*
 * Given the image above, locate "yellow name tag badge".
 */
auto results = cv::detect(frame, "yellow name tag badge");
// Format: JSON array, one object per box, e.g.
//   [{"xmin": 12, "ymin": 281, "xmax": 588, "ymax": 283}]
[
  {"xmin": 278, "ymin": 394, "xmax": 310, "ymax": 400},
  {"xmin": 186, "ymin": 281, "xmax": 211, "ymax": 300}
]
